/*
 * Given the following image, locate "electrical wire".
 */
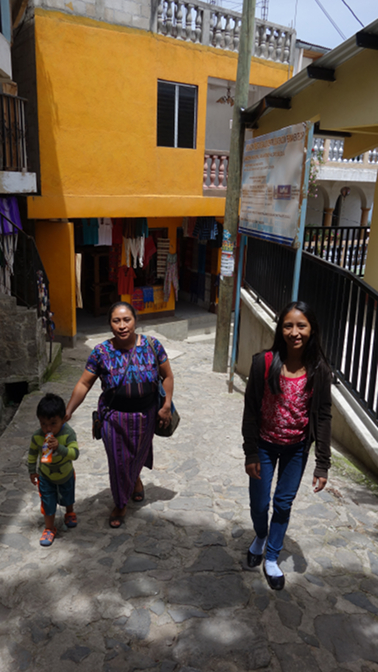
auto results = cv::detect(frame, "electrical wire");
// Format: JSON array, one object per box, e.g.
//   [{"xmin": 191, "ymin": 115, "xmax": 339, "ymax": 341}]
[
  {"xmin": 340, "ymin": 0, "xmax": 364, "ymax": 28},
  {"xmin": 293, "ymin": 0, "xmax": 299, "ymax": 31},
  {"xmin": 313, "ymin": 0, "xmax": 347, "ymax": 40}
]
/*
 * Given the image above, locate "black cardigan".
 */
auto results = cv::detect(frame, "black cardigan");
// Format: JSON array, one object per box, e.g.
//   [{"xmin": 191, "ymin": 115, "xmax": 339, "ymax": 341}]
[{"xmin": 242, "ymin": 351, "xmax": 332, "ymax": 479}]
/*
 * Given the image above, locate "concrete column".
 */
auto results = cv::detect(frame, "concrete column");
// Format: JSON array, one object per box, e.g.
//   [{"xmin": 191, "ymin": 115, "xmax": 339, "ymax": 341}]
[
  {"xmin": 35, "ymin": 220, "xmax": 77, "ymax": 347},
  {"xmin": 323, "ymin": 207, "xmax": 334, "ymax": 227},
  {"xmin": 363, "ymin": 178, "xmax": 378, "ymax": 291},
  {"xmin": 323, "ymin": 139, "xmax": 330, "ymax": 163},
  {"xmin": 361, "ymin": 207, "xmax": 370, "ymax": 226}
]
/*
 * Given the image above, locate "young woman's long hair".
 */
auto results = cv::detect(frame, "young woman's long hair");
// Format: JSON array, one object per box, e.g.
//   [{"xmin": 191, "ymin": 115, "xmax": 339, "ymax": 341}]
[{"xmin": 268, "ymin": 301, "xmax": 328, "ymax": 394}]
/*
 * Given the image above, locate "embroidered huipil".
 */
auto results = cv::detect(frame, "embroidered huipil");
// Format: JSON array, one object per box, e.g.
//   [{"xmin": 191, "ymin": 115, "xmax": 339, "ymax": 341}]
[{"xmin": 260, "ymin": 374, "xmax": 312, "ymax": 445}]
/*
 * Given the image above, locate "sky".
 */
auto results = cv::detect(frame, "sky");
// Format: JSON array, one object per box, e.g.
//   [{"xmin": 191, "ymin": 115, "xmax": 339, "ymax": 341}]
[{"xmin": 221, "ymin": 0, "xmax": 377, "ymax": 50}]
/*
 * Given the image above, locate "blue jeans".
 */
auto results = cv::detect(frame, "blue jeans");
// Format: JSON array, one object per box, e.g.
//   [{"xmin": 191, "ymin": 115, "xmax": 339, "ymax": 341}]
[
  {"xmin": 249, "ymin": 438, "xmax": 308, "ymax": 562},
  {"xmin": 38, "ymin": 472, "xmax": 75, "ymax": 516}
]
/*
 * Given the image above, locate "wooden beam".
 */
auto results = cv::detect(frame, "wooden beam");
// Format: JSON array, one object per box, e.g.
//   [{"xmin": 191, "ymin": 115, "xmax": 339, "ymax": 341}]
[
  {"xmin": 307, "ymin": 65, "xmax": 336, "ymax": 81},
  {"xmin": 356, "ymin": 31, "xmax": 378, "ymax": 51}
]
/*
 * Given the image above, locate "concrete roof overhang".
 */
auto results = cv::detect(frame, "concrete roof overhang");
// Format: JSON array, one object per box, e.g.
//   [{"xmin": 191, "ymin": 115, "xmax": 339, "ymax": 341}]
[{"xmin": 242, "ymin": 19, "xmax": 378, "ymax": 159}]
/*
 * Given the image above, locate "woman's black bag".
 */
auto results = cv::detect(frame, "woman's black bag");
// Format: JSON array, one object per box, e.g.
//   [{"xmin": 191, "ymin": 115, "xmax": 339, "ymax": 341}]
[
  {"xmin": 92, "ymin": 411, "xmax": 102, "ymax": 440},
  {"xmin": 146, "ymin": 335, "xmax": 180, "ymax": 437}
]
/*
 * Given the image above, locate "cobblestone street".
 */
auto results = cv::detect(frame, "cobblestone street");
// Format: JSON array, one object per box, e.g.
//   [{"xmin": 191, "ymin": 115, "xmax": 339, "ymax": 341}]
[{"xmin": 1, "ymin": 330, "xmax": 378, "ymax": 671}]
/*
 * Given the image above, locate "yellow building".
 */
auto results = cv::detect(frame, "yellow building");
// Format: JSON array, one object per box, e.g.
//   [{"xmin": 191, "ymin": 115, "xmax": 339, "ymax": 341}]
[{"xmin": 13, "ymin": 1, "xmax": 296, "ymax": 344}]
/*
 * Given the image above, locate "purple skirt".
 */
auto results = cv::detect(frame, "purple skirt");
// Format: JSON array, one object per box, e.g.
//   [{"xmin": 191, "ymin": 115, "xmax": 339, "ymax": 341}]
[{"xmin": 101, "ymin": 404, "xmax": 157, "ymax": 508}]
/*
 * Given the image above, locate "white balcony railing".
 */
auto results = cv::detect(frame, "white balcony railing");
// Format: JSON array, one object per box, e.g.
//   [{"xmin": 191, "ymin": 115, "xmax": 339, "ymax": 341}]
[
  {"xmin": 155, "ymin": 1, "xmax": 296, "ymax": 64},
  {"xmin": 313, "ymin": 138, "xmax": 378, "ymax": 165}
]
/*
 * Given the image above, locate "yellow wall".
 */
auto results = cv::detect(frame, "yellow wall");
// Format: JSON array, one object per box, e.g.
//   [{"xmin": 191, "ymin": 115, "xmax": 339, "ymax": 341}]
[
  {"xmin": 28, "ymin": 9, "xmax": 290, "ymax": 220},
  {"xmin": 35, "ymin": 221, "xmax": 76, "ymax": 340}
]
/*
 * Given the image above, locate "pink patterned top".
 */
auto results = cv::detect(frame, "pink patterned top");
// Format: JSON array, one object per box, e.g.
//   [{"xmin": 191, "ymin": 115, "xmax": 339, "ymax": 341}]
[{"xmin": 260, "ymin": 374, "xmax": 312, "ymax": 445}]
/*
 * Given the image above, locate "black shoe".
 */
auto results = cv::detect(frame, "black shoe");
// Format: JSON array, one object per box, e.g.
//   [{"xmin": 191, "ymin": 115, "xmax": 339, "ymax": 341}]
[
  {"xmin": 263, "ymin": 564, "xmax": 285, "ymax": 591},
  {"xmin": 247, "ymin": 549, "xmax": 263, "ymax": 568}
]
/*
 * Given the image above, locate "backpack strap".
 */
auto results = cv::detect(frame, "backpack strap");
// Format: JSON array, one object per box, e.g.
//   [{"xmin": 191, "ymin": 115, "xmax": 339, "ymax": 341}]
[
  {"xmin": 264, "ymin": 351, "xmax": 273, "ymax": 380},
  {"xmin": 145, "ymin": 335, "xmax": 160, "ymax": 377}
]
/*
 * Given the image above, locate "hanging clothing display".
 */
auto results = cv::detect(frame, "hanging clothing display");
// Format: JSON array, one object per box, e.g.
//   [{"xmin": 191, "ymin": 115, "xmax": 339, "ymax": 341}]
[
  {"xmin": 193, "ymin": 217, "xmax": 218, "ymax": 241},
  {"xmin": 132, "ymin": 288, "xmax": 144, "ymax": 311},
  {"xmin": 96, "ymin": 218, "xmax": 113, "ymax": 246},
  {"xmin": 164, "ymin": 253, "xmax": 179, "ymax": 302},
  {"xmin": 182, "ymin": 216, "xmax": 197, "ymax": 238},
  {"xmin": 112, "ymin": 219, "xmax": 124, "ymax": 245},
  {"xmin": 36, "ymin": 270, "xmax": 50, "ymax": 328},
  {"xmin": 135, "ymin": 218, "xmax": 149, "ymax": 238},
  {"xmin": 118, "ymin": 265, "xmax": 136, "ymax": 295},
  {"xmin": 156, "ymin": 238, "xmax": 170, "ymax": 278},
  {"xmin": 142, "ymin": 286, "xmax": 154, "ymax": 306},
  {"xmin": 109, "ymin": 244, "xmax": 122, "ymax": 283},
  {"xmin": 143, "ymin": 236, "xmax": 157, "ymax": 268},
  {"xmin": 82, "ymin": 218, "xmax": 99, "ymax": 245},
  {"xmin": 0, "ymin": 196, "xmax": 22, "ymax": 231},
  {"xmin": 123, "ymin": 236, "xmax": 145, "ymax": 268}
]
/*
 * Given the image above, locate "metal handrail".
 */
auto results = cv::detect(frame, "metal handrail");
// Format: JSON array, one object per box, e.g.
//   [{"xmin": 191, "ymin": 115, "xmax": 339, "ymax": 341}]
[{"xmin": 304, "ymin": 225, "xmax": 369, "ymax": 277}]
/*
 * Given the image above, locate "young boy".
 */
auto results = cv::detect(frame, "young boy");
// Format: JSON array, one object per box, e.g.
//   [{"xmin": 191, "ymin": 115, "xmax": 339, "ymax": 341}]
[{"xmin": 28, "ymin": 393, "xmax": 79, "ymax": 547}]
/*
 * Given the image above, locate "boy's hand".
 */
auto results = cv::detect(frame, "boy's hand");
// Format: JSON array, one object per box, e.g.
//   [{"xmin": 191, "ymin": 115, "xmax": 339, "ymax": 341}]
[
  {"xmin": 30, "ymin": 474, "xmax": 39, "ymax": 486},
  {"xmin": 47, "ymin": 435, "xmax": 59, "ymax": 452}
]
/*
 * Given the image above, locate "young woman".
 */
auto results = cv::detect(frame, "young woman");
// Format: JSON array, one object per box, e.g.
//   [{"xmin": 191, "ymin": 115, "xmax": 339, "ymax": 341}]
[
  {"xmin": 65, "ymin": 302, "xmax": 174, "ymax": 528},
  {"xmin": 242, "ymin": 301, "xmax": 332, "ymax": 590}
]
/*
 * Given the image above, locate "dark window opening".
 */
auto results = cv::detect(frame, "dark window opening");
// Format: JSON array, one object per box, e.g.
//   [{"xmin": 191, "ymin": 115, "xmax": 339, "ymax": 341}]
[
  {"xmin": 5, "ymin": 381, "xmax": 28, "ymax": 404},
  {"xmin": 157, "ymin": 80, "xmax": 197, "ymax": 149}
]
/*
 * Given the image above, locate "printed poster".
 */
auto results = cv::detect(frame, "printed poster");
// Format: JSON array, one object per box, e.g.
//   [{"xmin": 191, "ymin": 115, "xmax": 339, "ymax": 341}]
[{"xmin": 239, "ymin": 124, "xmax": 307, "ymax": 246}]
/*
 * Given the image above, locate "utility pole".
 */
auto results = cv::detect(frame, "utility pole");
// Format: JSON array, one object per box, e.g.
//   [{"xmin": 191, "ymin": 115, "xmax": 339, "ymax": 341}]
[{"xmin": 213, "ymin": 0, "xmax": 256, "ymax": 373}]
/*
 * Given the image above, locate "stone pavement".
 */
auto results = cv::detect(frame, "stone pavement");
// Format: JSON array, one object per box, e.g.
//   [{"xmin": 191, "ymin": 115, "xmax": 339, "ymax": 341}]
[{"xmin": 1, "ymin": 329, "xmax": 378, "ymax": 672}]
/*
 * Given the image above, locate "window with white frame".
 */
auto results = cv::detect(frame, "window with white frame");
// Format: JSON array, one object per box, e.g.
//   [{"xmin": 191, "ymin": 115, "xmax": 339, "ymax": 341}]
[{"xmin": 157, "ymin": 80, "xmax": 197, "ymax": 149}]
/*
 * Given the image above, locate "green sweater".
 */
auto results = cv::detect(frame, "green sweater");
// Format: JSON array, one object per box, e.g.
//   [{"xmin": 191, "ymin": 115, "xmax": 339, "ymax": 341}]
[{"xmin": 28, "ymin": 423, "xmax": 79, "ymax": 484}]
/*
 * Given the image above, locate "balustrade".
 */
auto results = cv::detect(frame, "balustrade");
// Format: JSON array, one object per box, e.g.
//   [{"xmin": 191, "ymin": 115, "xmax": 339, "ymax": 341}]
[
  {"xmin": 156, "ymin": 1, "xmax": 295, "ymax": 62},
  {"xmin": 327, "ymin": 139, "xmax": 363, "ymax": 163},
  {"xmin": 203, "ymin": 151, "xmax": 229, "ymax": 191},
  {"xmin": 369, "ymin": 148, "xmax": 378, "ymax": 164}
]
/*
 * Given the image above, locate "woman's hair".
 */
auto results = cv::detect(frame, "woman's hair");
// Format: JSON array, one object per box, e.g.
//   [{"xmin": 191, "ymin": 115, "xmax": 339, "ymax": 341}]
[
  {"xmin": 268, "ymin": 300, "xmax": 327, "ymax": 394},
  {"xmin": 107, "ymin": 301, "xmax": 136, "ymax": 324}
]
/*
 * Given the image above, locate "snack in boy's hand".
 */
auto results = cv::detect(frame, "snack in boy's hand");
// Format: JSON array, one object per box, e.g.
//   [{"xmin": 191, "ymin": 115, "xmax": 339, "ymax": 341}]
[{"xmin": 41, "ymin": 432, "xmax": 54, "ymax": 463}]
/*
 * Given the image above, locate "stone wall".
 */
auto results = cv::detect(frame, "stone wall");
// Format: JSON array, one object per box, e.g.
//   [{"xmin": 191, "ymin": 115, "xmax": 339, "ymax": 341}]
[
  {"xmin": 0, "ymin": 294, "xmax": 47, "ymax": 392},
  {"xmin": 32, "ymin": 0, "xmax": 152, "ymax": 30}
]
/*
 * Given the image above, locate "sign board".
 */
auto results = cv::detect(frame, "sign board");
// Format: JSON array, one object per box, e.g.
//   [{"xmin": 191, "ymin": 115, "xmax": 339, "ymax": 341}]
[{"xmin": 239, "ymin": 123, "xmax": 307, "ymax": 246}]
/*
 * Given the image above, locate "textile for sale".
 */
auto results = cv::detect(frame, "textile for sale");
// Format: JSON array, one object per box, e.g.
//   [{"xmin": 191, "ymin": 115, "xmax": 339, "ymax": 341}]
[
  {"xmin": 156, "ymin": 238, "xmax": 170, "ymax": 279},
  {"xmin": 131, "ymin": 288, "xmax": 144, "ymax": 311},
  {"xmin": 96, "ymin": 218, "xmax": 113, "ymax": 246},
  {"xmin": 135, "ymin": 218, "xmax": 149, "ymax": 238},
  {"xmin": 82, "ymin": 218, "xmax": 99, "ymax": 245},
  {"xmin": 118, "ymin": 265, "xmax": 136, "ymax": 296},
  {"xmin": 143, "ymin": 236, "xmax": 157, "ymax": 268},
  {"xmin": 108, "ymin": 244, "xmax": 122, "ymax": 283},
  {"xmin": 198, "ymin": 241, "xmax": 207, "ymax": 274},
  {"xmin": 112, "ymin": 219, "xmax": 124, "ymax": 245},
  {"xmin": 124, "ymin": 236, "xmax": 145, "ymax": 268},
  {"xmin": 0, "ymin": 197, "xmax": 22, "ymax": 232},
  {"xmin": 164, "ymin": 253, "xmax": 179, "ymax": 302},
  {"xmin": 193, "ymin": 216, "xmax": 218, "ymax": 241},
  {"xmin": 142, "ymin": 286, "xmax": 154, "ymax": 307}
]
